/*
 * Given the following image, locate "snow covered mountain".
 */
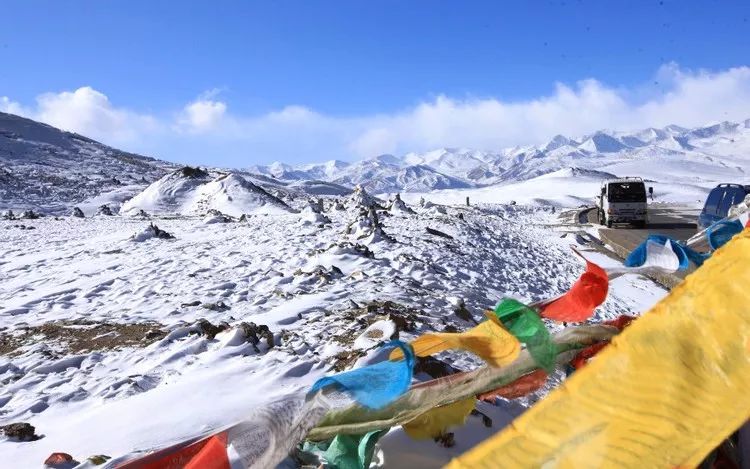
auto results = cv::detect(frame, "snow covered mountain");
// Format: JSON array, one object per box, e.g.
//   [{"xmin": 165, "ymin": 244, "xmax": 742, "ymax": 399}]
[
  {"xmin": 248, "ymin": 118, "xmax": 750, "ymax": 195},
  {"xmin": 0, "ymin": 111, "xmax": 175, "ymax": 214}
]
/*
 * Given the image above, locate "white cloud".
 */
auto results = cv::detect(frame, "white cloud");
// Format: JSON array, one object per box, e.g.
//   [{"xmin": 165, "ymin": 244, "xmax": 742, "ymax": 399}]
[
  {"xmin": 2, "ymin": 64, "xmax": 750, "ymax": 165},
  {"xmin": 178, "ymin": 99, "xmax": 227, "ymax": 133}
]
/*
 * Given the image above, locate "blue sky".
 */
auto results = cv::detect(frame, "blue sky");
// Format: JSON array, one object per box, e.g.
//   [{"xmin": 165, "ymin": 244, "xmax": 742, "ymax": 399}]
[{"xmin": 2, "ymin": 1, "xmax": 750, "ymax": 166}]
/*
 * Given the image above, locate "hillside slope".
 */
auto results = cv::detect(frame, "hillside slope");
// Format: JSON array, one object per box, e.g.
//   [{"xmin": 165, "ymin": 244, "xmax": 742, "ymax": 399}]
[{"xmin": 0, "ymin": 112, "xmax": 174, "ymax": 214}]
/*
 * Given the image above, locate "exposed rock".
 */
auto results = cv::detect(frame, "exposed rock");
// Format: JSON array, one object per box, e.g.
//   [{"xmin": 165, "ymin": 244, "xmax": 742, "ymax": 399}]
[
  {"xmin": 131, "ymin": 223, "xmax": 174, "ymax": 242},
  {"xmin": 415, "ymin": 356, "xmax": 464, "ymax": 379},
  {"xmin": 238, "ymin": 322, "xmax": 275, "ymax": 351},
  {"xmin": 0, "ymin": 320, "xmax": 166, "ymax": 356},
  {"xmin": 134, "ymin": 209, "xmax": 149, "ymax": 218},
  {"xmin": 44, "ymin": 452, "xmax": 78, "ymax": 467},
  {"xmin": 180, "ymin": 300, "xmax": 201, "ymax": 307},
  {"xmin": 87, "ymin": 455, "xmax": 111, "ymax": 465},
  {"xmin": 389, "ymin": 193, "xmax": 414, "ymax": 214},
  {"xmin": 348, "ymin": 185, "xmax": 384, "ymax": 210},
  {"xmin": 195, "ymin": 319, "xmax": 230, "ymax": 340},
  {"xmin": 71, "ymin": 207, "xmax": 85, "ymax": 218},
  {"xmin": 2, "ymin": 422, "xmax": 39, "ymax": 441},
  {"xmin": 180, "ymin": 166, "xmax": 209, "ymax": 178},
  {"xmin": 294, "ymin": 265, "xmax": 343, "ymax": 284},
  {"xmin": 426, "ymin": 227, "xmax": 453, "ymax": 239},
  {"xmin": 2, "ymin": 209, "xmax": 16, "ymax": 220},
  {"xmin": 97, "ymin": 204, "xmax": 113, "ymax": 216},
  {"xmin": 203, "ymin": 209, "xmax": 234, "ymax": 224},
  {"xmin": 201, "ymin": 301, "xmax": 230, "ymax": 312},
  {"xmin": 346, "ymin": 206, "xmax": 393, "ymax": 242},
  {"xmin": 21, "ymin": 209, "xmax": 41, "ymax": 219}
]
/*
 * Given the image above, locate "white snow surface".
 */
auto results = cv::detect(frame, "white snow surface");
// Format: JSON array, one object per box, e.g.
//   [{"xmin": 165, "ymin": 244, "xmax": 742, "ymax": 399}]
[{"xmin": 0, "ymin": 204, "xmax": 667, "ymax": 467}]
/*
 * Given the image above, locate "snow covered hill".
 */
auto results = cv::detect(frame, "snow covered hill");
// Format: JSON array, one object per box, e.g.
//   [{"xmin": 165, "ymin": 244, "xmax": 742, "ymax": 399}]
[
  {"xmin": 0, "ymin": 112, "xmax": 175, "ymax": 214},
  {"xmin": 121, "ymin": 169, "xmax": 293, "ymax": 217}
]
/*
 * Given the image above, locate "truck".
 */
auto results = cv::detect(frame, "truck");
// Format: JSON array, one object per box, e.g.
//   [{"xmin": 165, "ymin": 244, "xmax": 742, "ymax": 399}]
[{"xmin": 595, "ymin": 177, "xmax": 649, "ymax": 228}]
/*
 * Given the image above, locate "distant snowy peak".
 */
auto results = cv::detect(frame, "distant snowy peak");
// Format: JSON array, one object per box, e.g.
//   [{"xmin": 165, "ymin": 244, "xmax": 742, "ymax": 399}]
[
  {"xmin": 543, "ymin": 135, "xmax": 572, "ymax": 152},
  {"xmin": 122, "ymin": 168, "xmax": 292, "ymax": 216},
  {"xmin": 578, "ymin": 131, "xmax": 629, "ymax": 153}
]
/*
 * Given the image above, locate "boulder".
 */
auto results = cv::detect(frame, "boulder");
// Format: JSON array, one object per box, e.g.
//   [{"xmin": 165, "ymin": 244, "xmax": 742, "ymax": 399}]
[
  {"xmin": 71, "ymin": 207, "xmax": 85, "ymax": 218},
  {"xmin": 2, "ymin": 422, "xmax": 39, "ymax": 441},
  {"xmin": 21, "ymin": 209, "xmax": 41, "ymax": 219},
  {"xmin": 97, "ymin": 205, "xmax": 113, "ymax": 216}
]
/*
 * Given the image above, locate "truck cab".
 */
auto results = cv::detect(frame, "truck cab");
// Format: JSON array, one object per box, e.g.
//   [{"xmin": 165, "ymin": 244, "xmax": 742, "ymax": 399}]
[{"xmin": 596, "ymin": 178, "xmax": 649, "ymax": 228}]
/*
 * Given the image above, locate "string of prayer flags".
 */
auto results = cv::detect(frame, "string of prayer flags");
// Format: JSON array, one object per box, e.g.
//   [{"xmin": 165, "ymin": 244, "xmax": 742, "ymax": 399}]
[
  {"xmin": 389, "ymin": 320, "xmax": 520, "ymax": 367},
  {"xmin": 540, "ymin": 250, "xmax": 608, "ymax": 322},
  {"xmin": 491, "ymin": 299, "xmax": 556, "ymax": 372},
  {"xmin": 477, "ymin": 370, "xmax": 548, "ymax": 403},
  {"xmin": 302, "ymin": 428, "xmax": 389, "ymax": 469},
  {"xmin": 447, "ymin": 229, "xmax": 750, "ymax": 468},
  {"xmin": 309, "ymin": 340, "xmax": 414, "ymax": 409},
  {"xmin": 402, "ymin": 398, "xmax": 476, "ymax": 440},
  {"xmin": 706, "ymin": 219, "xmax": 744, "ymax": 251}
]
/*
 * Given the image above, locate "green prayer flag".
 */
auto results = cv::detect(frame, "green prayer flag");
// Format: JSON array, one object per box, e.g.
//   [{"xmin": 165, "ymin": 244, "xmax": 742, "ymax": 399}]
[
  {"xmin": 303, "ymin": 428, "xmax": 389, "ymax": 469},
  {"xmin": 493, "ymin": 299, "xmax": 556, "ymax": 372}
]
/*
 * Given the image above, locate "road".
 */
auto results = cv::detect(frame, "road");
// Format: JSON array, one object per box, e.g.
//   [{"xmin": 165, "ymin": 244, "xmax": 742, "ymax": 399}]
[{"xmin": 579, "ymin": 204, "xmax": 707, "ymax": 287}]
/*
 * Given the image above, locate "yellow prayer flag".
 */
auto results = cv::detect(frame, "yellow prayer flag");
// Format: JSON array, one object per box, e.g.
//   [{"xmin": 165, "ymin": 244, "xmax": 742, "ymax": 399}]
[
  {"xmin": 390, "ymin": 320, "xmax": 520, "ymax": 367},
  {"xmin": 447, "ymin": 229, "xmax": 750, "ymax": 468},
  {"xmin": 403, "ymin": 398, "xmax": 476, "ymax": 440}
]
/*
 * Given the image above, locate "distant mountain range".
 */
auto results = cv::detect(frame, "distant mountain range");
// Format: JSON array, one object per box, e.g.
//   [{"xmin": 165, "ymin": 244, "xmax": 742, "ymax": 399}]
[
  {"xmin": 1, "ymin": 109, "xmax": 749, "ymax": 214},
  {"xmin": 248, "ymin": 119, "xmax": 750, "ymax": 193}
]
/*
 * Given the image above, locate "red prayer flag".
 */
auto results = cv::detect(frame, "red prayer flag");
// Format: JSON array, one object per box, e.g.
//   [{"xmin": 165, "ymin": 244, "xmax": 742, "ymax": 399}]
[
  {"xmin": 603, "ymin": 314, "xmax": 637, "ymax": 330},
  {"xmin": 477, "ymin": 369, "xmax": 548, "ymax": 402},
  {"xmin": 540, "ymin": 254, "xmax": 609, "ymax": 322},
  {"xmin": 570, "ymin": 341, "xmax": 609, "ymax": 369},
  {"xmin": 117, "ymin": 433, "xmax": 230, "ymax": 469}
]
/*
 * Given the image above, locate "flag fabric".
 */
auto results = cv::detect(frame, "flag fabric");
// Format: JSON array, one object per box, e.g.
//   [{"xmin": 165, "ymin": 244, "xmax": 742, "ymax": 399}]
[
  {"xmin": 601, "ymin": 314, "xmax": 636, "ymax": 330},
  {"xmin": 540, "ymin": 252, "xmax": 608, "ymax": 322},
  {"xmin": 389, "ymin": 320, "xmax": 520, "ymax": 367},
  {"xmin": 477, "ymin": 370, "xmax": 548, "ymax": 402},
  {"xmin": 622, "ymin": 235, "xmax": 687, "ymax": 272},
  {"xmin": 491, "ymin": 299, "xmax": 556, "ymax": 372},
  {"xmin": 301, "ymin": 428, "xmax": 389, "ymax": 469},
  {"xmin": 569, "ymin": 341, "xmax": 609, "ymax": 369},
  {"xmin": 402, "ymin": 398, "xmax": 476, "ymax": 440},
  {"xmin": 309, "ymin": 340, "xmax": 414, "ymax": 409},
  {"xmin": 706, "ymin": 219, "xmax": 744, "ymax": 251}
]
